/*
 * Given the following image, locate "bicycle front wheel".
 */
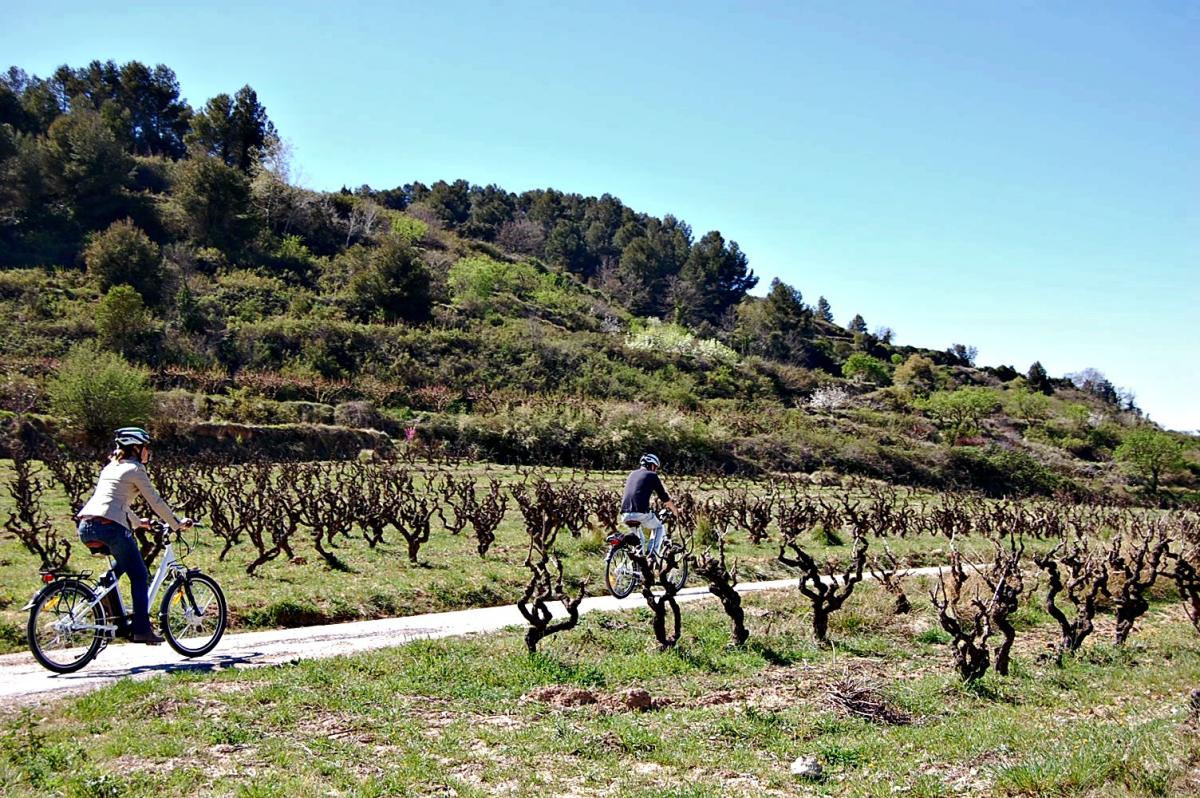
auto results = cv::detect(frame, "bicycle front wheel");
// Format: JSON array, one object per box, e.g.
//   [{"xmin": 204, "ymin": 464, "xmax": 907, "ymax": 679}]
[
  {"xmin": 605, "ymin": 548, "xmax": 639, "ymax": 599},
  {"xmin": 159, "ymin": 573, "xmax": 227, "ymax": 657},
  {"xmin": 664, "ymin": 557, "xmax": 688, "ymax": 592},
  {"xmin": 27, "ymin": 581, "xmax": 105, "ymax": 673}
]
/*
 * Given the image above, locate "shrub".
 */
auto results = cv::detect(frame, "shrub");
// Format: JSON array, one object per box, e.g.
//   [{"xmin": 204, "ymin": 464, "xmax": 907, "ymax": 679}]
[
  {"xmin": 1115, "ymin": 428, "xmax": 1187, "ymax": 494},
  {"xmin": 917, "ymin": 387, "xmax": 1001, "ymax": 442},
  {"xmin": 84, "ymin": 219, "xmax": 164, "ymax": 304},
  {"xmin": 1006, "ymin": 386, "xmax": 1051, "ymax": 421},
  {"xmin": 945, "ymin": 445, "xmax": 1061, "ymax": 497},
  {"xmin": 95, "ymin": 285, "xmax": 151, "ymax": 353},
  {"xmin": 48, "ymin": 342, "xmax": 154, "ymax": 443},
  {"xmin": 841, "ymin": 353, "xmax": 891, "ymax": 385},
  {"xmin": 390, "ymin": 213, "xmax": 429, "ymax": 242},
  {"xmin": 625, "ymin": 318, "xmax": 738, "ymax": 365},
  {"xmin": 894, "ymin": 354, "xmax": 938, "ymax": 395},
  {"xmin": 334, "ymin": 400, "xmax": 386, "ymax": 430},
  {"xmin": 346, "ymin": 237, "xmax": 432, "ymax": 323}
]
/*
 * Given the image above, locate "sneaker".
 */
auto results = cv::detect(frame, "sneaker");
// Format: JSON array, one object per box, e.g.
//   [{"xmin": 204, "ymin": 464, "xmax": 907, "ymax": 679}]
[{"xmin": 131, "ymin": 630, "xmax": 164, "ymax": 645}]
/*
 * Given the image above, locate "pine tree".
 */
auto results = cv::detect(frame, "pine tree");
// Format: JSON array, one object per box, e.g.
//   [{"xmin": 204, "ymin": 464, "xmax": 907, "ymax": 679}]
[
  {"xmin": 1027, "ymin": 361, "xmax": 1052, "ymax": 395},
  {"xmin": 816, "ymin": 296, "xmax": 833, "ymax": 322}
]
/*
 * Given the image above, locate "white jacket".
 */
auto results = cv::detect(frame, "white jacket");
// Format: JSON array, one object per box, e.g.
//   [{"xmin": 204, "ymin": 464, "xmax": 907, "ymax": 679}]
[{"xmin": 76, "ymin": 459, "xmax": 181, "ymax": 532}]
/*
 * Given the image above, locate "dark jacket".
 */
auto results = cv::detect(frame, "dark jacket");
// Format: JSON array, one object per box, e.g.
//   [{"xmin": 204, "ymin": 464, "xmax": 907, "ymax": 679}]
[{"xmin": 621, "ymin": 468, "xmax": 670, "ymax": 514}]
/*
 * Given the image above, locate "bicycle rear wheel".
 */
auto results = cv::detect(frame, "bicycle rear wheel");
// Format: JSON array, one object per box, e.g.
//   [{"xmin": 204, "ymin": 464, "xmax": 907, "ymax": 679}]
[
  {"xmin": 605, "ymin": 548, "xmax": 639, "ymax": 599},
  {"xmin": 27, "ymin": 581, "xmax": 105, "ymax": 673},
  {"xmin": 159, "ymin": 573, "xmax": 226, "ymax": 657}
]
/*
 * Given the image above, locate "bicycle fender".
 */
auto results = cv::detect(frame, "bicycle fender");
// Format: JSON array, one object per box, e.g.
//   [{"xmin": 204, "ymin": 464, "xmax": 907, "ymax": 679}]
[{"xmin": 23, "ymin": 578, "xmax": 93, "ymax": 610}]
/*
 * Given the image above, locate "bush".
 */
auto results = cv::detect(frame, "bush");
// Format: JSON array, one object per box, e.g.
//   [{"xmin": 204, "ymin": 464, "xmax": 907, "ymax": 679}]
[
  {"xmin": 48, "ymin": 342, "xmax": 154, "ymax": 443},
  {"xmin": 84, "ymin": 219, "xmax": 164, "ymax": 304},
  {"xmin": 334, "ymin": 400, "xmax": 386, "ymax": 430},
  {"xmin": 345, "ymin": 237, "xmax": 432, "ymax": 323},
  {"xmin": 95, "ymin": 285, "xmax": 151, "ymax": 353},
  {"xmin": 842, "ymin": 352, "xmax": 891, "ymax": 385},
  {"xmin": 894, "ymin": 354, "xmax": 938, "ymax": 395},
  {"xmin": 917, "ymin": 387, "xmax": 1001, "ymax": 442},
  {"xmin": 626, "ymin": 318, "xmax": 738, "ymax": 365},
  {"xmin": 945, "ymin": 445, "xmax": 1062, "ymax": 497},
  {"xmin": 1115, "ymin": 428, "xmax": 1187, "ymax": 494}
]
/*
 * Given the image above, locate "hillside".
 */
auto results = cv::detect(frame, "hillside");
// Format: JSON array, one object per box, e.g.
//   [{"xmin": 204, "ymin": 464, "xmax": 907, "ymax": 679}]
[{"xmin": 1, "ymin": 59, "xmax": 1197, "ymax": 502}]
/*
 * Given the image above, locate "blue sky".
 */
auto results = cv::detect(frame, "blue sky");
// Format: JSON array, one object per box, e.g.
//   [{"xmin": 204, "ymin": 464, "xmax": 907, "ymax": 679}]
[{"xmin": 4, "ymin": 1, "xmax": 1198, "ymax": 430}]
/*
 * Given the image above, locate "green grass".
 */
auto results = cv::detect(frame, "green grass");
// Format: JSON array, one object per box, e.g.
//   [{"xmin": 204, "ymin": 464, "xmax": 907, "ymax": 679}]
[
  {"xmin": 0, "ymin": 460, "xmax": 1020, "ymax": 654},
  {"xmin": 2, "ymin": 585, "xmax": 1197, "ymax": 797}
]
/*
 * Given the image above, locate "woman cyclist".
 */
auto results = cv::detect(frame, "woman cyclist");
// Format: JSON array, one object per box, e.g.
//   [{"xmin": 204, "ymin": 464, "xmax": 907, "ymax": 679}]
[{"xmin": 75, "ymin": 427, "xmax": 193, "ymax": 644}]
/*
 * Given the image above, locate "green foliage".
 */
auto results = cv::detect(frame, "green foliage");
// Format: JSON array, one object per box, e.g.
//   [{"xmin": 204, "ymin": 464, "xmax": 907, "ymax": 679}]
[
  {"xmin": 946, "ymin": 444, "xmax": 1062, "ymax": 496},
  {"xmin": 449, "ymin": 255, "xmax": 535, "ymax": 309},
  {"xmin": 186, "ymin": 85, "xmax": 276, "ymax": 171},
  {"xmin": 345, "ymin": 237, "xmax": 431, "ymax": 323},
  {"xmin": 83, "ymin": 218, "xmax": 163, "ymax": 303},
  {"xmin": 626, "ymin": 318, "xmax": 738, "ymax": 365},
  {"xmin": 816, "ymin": 295, "xmax": 833, "ymax": 322},
  {"xmin": 42, "ymin": 107, "xmax": 132, "ymax": 206},
  {"xmin": 447, "ymin": 255, "xmax": 592, "ymax": 323},
  {"xmin": 169, "ymin": 153, "xmax": 254, "ymax": 252},
  {"xmin": 95, "ymin": 285, "xmax": 150, "ymax": 353},
  {"xmin": 673, "ymin": 231, "xmax": 757, "ymax": 328},
  {"xmin": 390, "ymin": 213, "xmax": 429, "ymax": 242},
  {"xmin": 917, "ymin": 387, "xmax": 1001, "ymax": 442},
  {"xmin": 1027, "ymin": 360, "xmax": 1052, "ymax": 394},
  {"xmin": 1006, "ymin": 386, "xmax": 1051, "ymax": 422},
  {"xmin": 1115, "ymin": 428, "xmax": 1187, "ymax": 494},
  {"xmin": 47, "ymin": 341, "xmax": 154, "ymax": 442},
  {"xmin": 841, "ymin": 352, "xmax": 890, "ymax": 385},
  {"xmin": 209, "ymin": 269, "xmax": 292, "ymax": 322},
  {"xmin": 894, "ymin": 354, "xmax": 938, "ymax": 395}
]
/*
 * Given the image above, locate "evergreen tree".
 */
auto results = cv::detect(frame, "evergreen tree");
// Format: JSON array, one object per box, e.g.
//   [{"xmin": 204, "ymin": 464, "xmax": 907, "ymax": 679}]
[
  {"xmin": 171, "ymin": 153, "xmax": 254, "ymax": 252},
  {"xmin": 848, "ymin": 313, "xmax": 867, "ymax": 334},
  {"xmin": 425, "ymin": 179, "xmax": 471, "ymax": 228},
  {"xmin": 188, "ymin": 85, "xmax": 276, "ymax": 171},
  {"xmin": 816, "ymin": 296, "xmax": 833, "ymax": 322},
  {"xmin": 675, "ymin": 230, "xmax": 757, "ymax": 327},
  {"xmin": 544, "ymin": 219, "xmax": 591, "ymax": 276},
  {"xmin": 1027, "ymin": 361, "xmax": 1052, "ymax": 395},
  {"xmin": 463, "ymin": 184, "xmax": 515, "ymax": 240}
]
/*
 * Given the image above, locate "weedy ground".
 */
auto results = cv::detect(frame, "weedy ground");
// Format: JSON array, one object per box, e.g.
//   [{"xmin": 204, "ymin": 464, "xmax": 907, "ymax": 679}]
[{"xmin": 2, "ymin": 580, "xmax": 1198, "ymax": 797}]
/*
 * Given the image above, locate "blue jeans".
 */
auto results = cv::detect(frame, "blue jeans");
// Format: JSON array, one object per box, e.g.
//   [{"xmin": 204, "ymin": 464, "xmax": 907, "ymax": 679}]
[{"xmin": 78, "ymin": 519, "xmax": 152, "ymax": 635}]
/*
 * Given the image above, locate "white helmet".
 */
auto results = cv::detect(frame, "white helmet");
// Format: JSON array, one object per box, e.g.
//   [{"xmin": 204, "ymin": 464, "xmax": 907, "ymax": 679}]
[
  {"xmin": 639, "ymin": 453, "xmax": 661, "ymax": 469},
  {"xmin": 114, "ymin": 427, "xmax": 151, "ymax": 447}
]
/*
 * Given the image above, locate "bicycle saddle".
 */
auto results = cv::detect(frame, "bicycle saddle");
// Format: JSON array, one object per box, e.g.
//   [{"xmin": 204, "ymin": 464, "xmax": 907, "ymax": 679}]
[{"xmin": 83, "ymin": 540, "xmax": 113, "ymax": 556}]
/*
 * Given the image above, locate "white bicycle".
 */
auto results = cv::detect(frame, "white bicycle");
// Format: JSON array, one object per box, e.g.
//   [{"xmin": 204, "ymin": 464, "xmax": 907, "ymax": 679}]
[
  {"xmin": 24, "ymin": 521, "xmax": 227, "ymax": 673},
  {"xmin": 604, "ymin": 512, "xmax": 688, "ymax": 599}
]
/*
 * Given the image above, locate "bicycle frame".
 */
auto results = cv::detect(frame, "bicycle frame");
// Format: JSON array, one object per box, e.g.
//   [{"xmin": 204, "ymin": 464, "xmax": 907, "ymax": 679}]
[{"xmin": 26, "ymin": 540, "xmax": 186, "ymax": 637}]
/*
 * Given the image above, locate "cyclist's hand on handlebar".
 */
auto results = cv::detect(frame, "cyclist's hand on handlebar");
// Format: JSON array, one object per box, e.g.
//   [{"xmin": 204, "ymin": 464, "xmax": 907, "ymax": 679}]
[
  {"xmin": 138, "ymin": 517, "xmax": 152, "ymax": 529},
  {"xmin": 179, "ymin": 517, "xmax": 196, "ymax": 529}
]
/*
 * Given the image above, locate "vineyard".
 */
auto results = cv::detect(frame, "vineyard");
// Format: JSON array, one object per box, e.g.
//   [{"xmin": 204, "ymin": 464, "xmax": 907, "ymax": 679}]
[{"xmin": 3, "ymin": 438, "xmax": 1198, "ymax": 685}]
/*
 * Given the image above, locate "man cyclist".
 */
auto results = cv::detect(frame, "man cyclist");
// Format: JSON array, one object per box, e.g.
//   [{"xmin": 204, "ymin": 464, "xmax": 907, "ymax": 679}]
[{"xmin": 620, "ymin": 453, "xmax": 678, "ymax": 557}]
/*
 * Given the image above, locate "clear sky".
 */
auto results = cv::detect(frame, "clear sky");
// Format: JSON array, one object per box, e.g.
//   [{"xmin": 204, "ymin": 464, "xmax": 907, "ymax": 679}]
[{"xmin": 4, "ymin": 1, "xmax": 1198, "ymax": 431}]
